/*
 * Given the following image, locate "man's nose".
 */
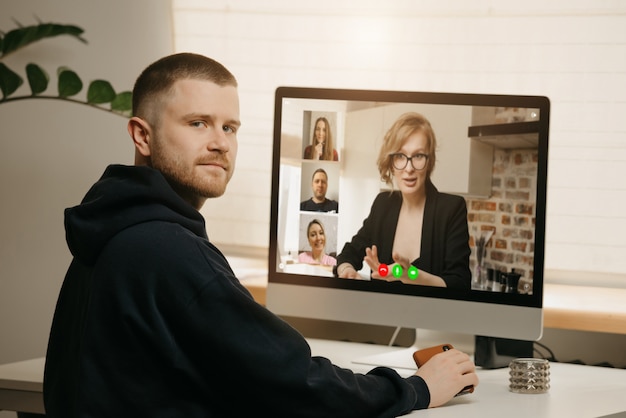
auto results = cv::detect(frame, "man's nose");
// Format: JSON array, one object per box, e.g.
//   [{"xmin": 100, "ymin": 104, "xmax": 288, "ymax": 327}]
[{"xmin": 207, "ymin": 127, "xmax": 230, "ymax": 152}]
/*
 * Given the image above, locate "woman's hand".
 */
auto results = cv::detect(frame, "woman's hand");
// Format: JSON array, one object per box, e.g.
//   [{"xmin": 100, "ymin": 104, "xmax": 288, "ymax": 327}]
[
  {"xmin": 364, "ymin": 246, "xmax": 446, "ymax": 286},
  {"xmin": 363, "ymin": 245, "xmax": 381, "ymax": 275},
  {"xmin": 365, "ymin": 246, "xmax": 410, "ymax": 280},
  {"xmin": 337, "ymin": 263, "xmax": 359, "ymax": 279},
  {"xmin": 315, "ymin": 142, "xmax": 324, "ymax": 159}
]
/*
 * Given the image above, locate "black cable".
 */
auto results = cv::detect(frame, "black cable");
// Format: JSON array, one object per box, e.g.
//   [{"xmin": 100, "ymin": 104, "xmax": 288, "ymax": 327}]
[{"xmin": 533, "ymin": 341, "xmax": 558, "ymax": 362}]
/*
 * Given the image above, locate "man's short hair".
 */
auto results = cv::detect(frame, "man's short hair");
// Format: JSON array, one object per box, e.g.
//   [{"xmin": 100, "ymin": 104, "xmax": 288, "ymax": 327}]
[
  {"xmin": 132, "ymin": 52, "xmax": 238, "ymax": 124},
  {"xmin": 312, "ymin": 168, "xmax": 328, "ymax": 181}
]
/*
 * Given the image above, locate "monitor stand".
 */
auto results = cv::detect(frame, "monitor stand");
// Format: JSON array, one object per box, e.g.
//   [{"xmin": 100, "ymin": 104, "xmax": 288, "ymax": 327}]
[{"xmin": 351, "ymin": 328, "xmax": 420, "ymax": 371}]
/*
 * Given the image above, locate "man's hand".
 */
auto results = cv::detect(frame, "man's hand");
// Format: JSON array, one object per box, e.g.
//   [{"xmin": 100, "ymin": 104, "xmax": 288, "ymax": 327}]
[{"xmin": 415, "ymin": 348, "xmax": 479, "ymax": 408}]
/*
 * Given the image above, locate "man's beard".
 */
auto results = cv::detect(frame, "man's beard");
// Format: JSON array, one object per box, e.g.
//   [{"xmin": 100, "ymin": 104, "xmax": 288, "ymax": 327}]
[
  {"xmin": 151, "ymin": 145, "xmax": 233, "ymax": 203},
  {"xmin": 314, "ymin": 191, "xmax": 326, "ymax": 201}
]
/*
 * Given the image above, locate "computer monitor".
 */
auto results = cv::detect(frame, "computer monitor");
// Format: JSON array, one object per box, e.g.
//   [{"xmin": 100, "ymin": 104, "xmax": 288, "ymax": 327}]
[{"xmin": 267, "ymin": 87, "xmax": 549, "ymax": 369}]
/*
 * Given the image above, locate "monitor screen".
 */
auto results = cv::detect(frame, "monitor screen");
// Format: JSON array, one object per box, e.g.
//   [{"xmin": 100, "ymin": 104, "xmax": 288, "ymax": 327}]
[{"xmin": 267, "ymin": 87, "xmax": 549, "ymax": 367}]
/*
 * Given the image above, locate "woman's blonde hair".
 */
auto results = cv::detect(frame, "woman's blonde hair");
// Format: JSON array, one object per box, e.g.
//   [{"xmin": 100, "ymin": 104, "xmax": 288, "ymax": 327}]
[{"xmin": 376, "ymin": 112, "xmax": 437, "ymax": 186}]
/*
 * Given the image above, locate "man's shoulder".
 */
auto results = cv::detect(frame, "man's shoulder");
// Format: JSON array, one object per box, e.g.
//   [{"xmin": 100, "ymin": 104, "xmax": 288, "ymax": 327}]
[
  {"xmin": 104, "ymin": 220, "xmax": 210, "ymax": 262},
  {"xmin": 300, "ymin": 198, "xmax": 315, "ymax": 209},
  {"xmin": 117, "ymin": 219, "xmax": 194, "ymax": 238},
  {"xmin": 301, "ymin": 198, "xmax": 338, "ymax": 212},
  {"xmin": 325, "ymin": 199, "xmax": 339, "ymax": 210},
  {"xmin": 98, "ymin": 220, "xmax": 231, "ymax": 288}
]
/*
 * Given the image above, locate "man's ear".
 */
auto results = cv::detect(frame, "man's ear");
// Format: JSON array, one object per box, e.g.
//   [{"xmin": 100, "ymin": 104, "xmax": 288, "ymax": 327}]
[{"xmin": 127, "ymin": 116, "xmax": 152, "ymax": 158}]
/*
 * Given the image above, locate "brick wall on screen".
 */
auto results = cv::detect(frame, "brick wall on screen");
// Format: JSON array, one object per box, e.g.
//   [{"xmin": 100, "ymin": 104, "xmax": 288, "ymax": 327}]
[{"xmin": 468, "ymin": 149, "xmax": 538, "ymax": 287}]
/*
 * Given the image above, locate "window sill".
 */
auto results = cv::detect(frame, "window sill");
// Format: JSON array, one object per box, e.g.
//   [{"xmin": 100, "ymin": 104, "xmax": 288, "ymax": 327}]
[{"xmin": 543, "ymin": 283, "xmax": 626, "ymax": 334}]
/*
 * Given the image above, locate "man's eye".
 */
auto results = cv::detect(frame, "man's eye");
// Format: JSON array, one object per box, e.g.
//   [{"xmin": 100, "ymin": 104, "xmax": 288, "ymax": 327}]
[
  {"xmin": 191, "ymin": 121, "xmax": 206, "ymax": 128},
  {"xmin": 223, "ymin": 125, "xmax": 237, "ymax": 134}
]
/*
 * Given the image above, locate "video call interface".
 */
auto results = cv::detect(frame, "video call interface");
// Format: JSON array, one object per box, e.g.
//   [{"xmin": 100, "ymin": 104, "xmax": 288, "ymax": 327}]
[{"xmin": 269, "ymin": 88, "xmax": 548, "ymax": 303}]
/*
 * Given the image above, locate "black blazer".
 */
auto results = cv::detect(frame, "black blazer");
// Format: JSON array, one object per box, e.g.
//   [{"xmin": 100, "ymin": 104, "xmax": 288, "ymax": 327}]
[{"xmin": 336, "ymin": 180, "xmax": 471, "ymax": 289}]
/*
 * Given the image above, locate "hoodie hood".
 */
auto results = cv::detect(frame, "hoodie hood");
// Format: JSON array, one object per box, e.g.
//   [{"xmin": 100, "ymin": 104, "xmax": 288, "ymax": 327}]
[{"xmin": 65, "ymin": 165, "xmax": 207, "ymax": 266}]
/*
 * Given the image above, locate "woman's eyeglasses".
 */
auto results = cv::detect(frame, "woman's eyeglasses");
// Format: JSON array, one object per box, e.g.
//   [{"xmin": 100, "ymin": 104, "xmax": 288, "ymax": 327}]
[{"xmin": 389, "ymin": 153, "xmax": 429, "ymax": 170}]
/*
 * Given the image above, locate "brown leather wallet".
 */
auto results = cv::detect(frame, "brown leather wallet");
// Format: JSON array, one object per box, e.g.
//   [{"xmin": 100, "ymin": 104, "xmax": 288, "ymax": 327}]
[{"xmin": 413, "ymin": 343, "xmax": 474, "ymax": 395}]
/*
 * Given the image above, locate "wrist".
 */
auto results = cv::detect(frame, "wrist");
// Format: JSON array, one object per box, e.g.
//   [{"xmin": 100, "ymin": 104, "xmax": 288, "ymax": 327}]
[{"xmin": 337, "ymin": 263, "xmax": 355, "ymax": 276}]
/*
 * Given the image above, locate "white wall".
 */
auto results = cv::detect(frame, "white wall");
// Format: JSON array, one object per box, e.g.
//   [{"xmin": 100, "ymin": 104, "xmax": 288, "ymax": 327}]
[
  {"xmin": 172, "ymin": 1, "xmax": 626, "ymax": 286},
  {"xmin": 0, "ymin": 0, "xmax": 173, "ymax": 376}
]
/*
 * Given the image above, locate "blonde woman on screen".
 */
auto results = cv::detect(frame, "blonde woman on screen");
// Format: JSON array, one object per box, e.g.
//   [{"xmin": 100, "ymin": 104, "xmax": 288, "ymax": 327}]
[{"xmin": 335, "ymin": 112, "xmax": 471, "ymax": 289}]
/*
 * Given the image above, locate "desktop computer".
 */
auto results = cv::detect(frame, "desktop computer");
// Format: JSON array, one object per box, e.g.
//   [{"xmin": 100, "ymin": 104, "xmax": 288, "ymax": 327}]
[{"xmin": 267, "ymin": 87, "xmax": 549, "ymax": 369}]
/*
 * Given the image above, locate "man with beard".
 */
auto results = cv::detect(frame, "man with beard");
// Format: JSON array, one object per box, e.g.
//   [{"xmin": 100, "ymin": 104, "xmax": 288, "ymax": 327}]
[
  {"xmin": 43, "ymin": 52, "xmax": 477, "ymax": 418},
  {"xmin": 300, "ymin": 168, "xmax": 339, "ymax": 213}
]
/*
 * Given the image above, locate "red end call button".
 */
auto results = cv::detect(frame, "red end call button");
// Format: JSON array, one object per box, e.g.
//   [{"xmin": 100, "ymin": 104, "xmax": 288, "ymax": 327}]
[{"xmin": 378, "ymin": 264, "xmax": 389, "ymax": 277}]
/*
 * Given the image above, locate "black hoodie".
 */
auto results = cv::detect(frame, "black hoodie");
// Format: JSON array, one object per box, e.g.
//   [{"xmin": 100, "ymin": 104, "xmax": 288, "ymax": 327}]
[{"xmin": 44, "ymin": 164, "xmax": 430, "ymax": 417}]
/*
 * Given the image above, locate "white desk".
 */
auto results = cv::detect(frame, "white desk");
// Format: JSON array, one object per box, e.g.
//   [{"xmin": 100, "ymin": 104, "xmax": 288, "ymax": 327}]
[
  {"xmin": 2, "ymin": 339, "xmax": 626, "ymax": 417},
  {"xmin": 308, "ymin": 339, "xmax": 626, "ymax": 417}
]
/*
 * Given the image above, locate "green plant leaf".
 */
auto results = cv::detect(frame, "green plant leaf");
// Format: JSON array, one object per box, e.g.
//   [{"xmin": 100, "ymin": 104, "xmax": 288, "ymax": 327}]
[
  {"xmin": 57, "ymin": 67, "xmax": 82, "ymax": 98},
  {"xmin": 1, "ymin": 23, "xmax": 86, "ymax": 57},
  {"xmin": 0, "ymin": 63, "xmax": 23, "ymax": 99},
  {"xmin": 26, "ymin": 63, "xmax": 49, "ymax": 95},
  {"xmin": 0, "ymin": 21, "xmax": 129, "ymax": 118},
  {"xmin": 111, "ymin": 91, "xmax": 132, "ymax": 114},
  {"xmin": 87, "ymin": 79, "xmax": 116, "ymax": 104}
]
